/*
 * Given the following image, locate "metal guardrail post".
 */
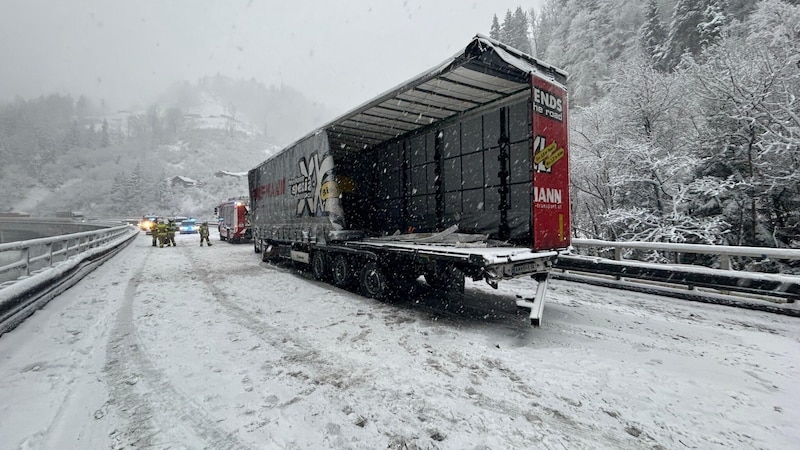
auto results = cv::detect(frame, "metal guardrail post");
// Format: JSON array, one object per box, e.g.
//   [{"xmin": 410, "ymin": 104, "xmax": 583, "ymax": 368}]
[
  {"xmin": 22, "ymin": 247, "xmax": 30, "ymax": 276},
  {"xmin": 720, "ymin": 255, "xmax": 731, "ymax": 270},
  {"xmin": 47, "ymin": 243, "xmax": 53, "ymax": 268}
]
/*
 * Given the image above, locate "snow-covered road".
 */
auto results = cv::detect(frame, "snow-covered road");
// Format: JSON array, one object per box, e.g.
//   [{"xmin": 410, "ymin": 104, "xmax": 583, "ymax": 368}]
[{"xmin": 1, "ymin": 232, "xmax": 798, "ymax": 449}]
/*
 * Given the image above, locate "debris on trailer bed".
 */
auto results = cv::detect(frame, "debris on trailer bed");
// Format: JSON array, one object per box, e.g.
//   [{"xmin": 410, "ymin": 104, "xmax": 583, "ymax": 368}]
[{"xmin": 372, "ymin": 225, "xmax": 491, "ymax": 247}]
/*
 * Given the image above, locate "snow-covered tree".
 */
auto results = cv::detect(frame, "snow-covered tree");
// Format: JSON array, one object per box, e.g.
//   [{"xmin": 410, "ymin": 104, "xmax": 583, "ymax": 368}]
[
  {"xmin": 639, "ymin": 0, "xmax": 667, "ymax": 68},
  {"xmin": 500, "ymin": 10, "xmax": 514, "ymax": 45},
  {"xmin": 686, "ymin": 0, "xmax": 800, "ymax": 247},
  {"xmin": 490, "ymin": 15, "xmax": 501, "ymax": 40},
  {"xmin": 100, "ymin": 119, "xmax": 110, "ymax": 148}
]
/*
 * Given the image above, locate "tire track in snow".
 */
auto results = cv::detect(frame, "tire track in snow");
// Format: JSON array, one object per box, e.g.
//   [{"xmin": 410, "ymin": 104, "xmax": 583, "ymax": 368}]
[{"xmin": 104, "ymin": 252, "xmax": 247, "ymax": 449}]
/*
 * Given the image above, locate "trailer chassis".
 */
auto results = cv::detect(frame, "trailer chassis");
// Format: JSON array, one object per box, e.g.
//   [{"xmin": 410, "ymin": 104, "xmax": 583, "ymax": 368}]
[{"xmin": 257, "ymin": 234, "xmax": 558, "ymax": 326}]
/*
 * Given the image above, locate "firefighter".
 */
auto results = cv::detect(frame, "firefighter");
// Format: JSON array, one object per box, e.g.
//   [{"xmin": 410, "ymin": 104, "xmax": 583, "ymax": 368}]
[
  {"xmin": 199, "ymin": 221, "xmax": 212, "ymax": 247},
  {"xmin": 157, "ymin": 219, "xmax": 169, "ymax": 247},
  {"xmin": 165, "ymin": 219, "xmax": 177, "ymax": 247},
  {"xmin": 150, "ymin": 219, "xmax": 158, "ymax": 247}
]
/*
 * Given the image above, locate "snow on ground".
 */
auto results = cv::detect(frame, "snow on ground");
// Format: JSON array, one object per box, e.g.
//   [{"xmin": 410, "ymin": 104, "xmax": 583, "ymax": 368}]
[{"xmin": 0, "ymin": 232, "xmax": 798, "ymax": 449}]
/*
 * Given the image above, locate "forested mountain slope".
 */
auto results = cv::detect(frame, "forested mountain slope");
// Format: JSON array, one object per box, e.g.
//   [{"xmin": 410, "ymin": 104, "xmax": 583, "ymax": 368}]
[
  {"xmin": 0, "ymin": 76, "xmax": 334, "ymax": 218},
  {"xmin": 494, "ymin": 0, "xmax": 799, "ymax": 250}
]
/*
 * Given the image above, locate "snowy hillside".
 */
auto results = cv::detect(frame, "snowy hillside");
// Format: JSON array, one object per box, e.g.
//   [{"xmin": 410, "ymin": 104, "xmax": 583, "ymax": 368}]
[
  {"xmin": 182, "ymin": 91, "xmax": 263, "ymax": 137},
  {"xmin": 1, "ymin": 87, "xmax": 289, "ymax": 218}
]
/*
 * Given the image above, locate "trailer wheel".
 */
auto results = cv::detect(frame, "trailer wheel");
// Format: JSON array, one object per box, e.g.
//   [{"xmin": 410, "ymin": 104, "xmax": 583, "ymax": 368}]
[
  {"xmin": 332, "ymin": 255, "xmax": 356, "ymax": 288},
  {"xmin": 359, "ymin": 261, "xmax": 388, "ymax": 300},
  {"xmin": 311, "ymin": 252, "xmax": 328, "ymax": 281},
  {"xmin": 261, "ymin": 244, "xmax": 275, "ymax": 263}
]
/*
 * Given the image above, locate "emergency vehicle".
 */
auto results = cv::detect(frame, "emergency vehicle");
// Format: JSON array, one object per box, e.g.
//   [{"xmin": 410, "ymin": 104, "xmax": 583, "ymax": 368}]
[{"xmin": 215, "ymin": 198, "xmax": 251, "ymax": 243}]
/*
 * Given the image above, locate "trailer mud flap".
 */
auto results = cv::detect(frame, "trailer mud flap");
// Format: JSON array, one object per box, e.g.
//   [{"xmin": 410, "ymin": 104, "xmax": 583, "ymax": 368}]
[{"xmin": 515, "ymin": 273, "xmax": 549, "ymax": 326}]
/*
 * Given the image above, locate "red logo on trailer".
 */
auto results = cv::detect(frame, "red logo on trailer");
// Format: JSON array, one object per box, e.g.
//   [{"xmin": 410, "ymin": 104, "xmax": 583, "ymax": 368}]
[{"xmin": 531, "ymin": 75, "xmax": 570, "ymax": 250}]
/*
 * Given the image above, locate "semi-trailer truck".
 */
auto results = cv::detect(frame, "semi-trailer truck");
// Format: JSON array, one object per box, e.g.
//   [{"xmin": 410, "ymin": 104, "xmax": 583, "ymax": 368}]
[{"xmin": 248, "ymin": 35, "xmax": 570, "ymax": 325}]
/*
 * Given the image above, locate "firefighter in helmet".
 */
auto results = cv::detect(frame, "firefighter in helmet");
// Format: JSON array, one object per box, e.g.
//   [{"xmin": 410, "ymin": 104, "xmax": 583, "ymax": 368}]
[
  {"xmin": 165, "ymin": 219, "xmax": 177, "ymax": 247},
  {"xmin": 156, "ymin": 219, "xmax": 169, "ymax": 247},
  {"xmin": 199, "ymin": 221, "xmax": 212, "ymax": 247},
  {"xmin": 150, "ymin": 219, "xmax": 159, "ymax": 247}
]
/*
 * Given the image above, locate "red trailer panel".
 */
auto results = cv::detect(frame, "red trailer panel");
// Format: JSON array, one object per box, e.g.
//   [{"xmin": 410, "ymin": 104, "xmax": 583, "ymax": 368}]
[{"xmin": 531, "ymin": 75, "xmax": 570, "ymax": 251}]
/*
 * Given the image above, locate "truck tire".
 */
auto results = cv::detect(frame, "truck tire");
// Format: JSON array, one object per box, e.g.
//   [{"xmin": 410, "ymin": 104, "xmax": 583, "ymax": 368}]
[
  {"xmin": 359, "ymin": 261, "xmax": 388, "ymax": 300},
  {"xmin": 311, "ymin": 252, "xmax": 328, "ymax": 281},
  {"xmin": 332, "ymin": 255, "xmax": 356, "ymax": 288},
  {"xmin": 261, "ymin": 244, "xmax": 276, "ymax": 263}
]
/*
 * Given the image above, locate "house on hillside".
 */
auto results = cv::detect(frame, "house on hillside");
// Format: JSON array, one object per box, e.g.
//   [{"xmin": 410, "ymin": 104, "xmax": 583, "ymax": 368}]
[
  {"xmin": 171, "ymin": 176, "xmax": 201, "ymax": 188},
  {"xmin": 214, "ymin": 170, "xmax": 247, "ymax": 178}
]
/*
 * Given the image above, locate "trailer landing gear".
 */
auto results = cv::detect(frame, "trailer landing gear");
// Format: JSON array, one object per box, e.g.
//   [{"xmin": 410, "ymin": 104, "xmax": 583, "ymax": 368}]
[{"xmin": 514, "ymin": 273, "xmax": 550, "ymax": 326}]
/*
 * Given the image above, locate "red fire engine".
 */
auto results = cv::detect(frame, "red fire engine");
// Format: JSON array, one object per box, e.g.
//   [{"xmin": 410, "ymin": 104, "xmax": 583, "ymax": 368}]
[{"xmin": 215, "ymin": 197, "xmax": 251, "ymax": 243}]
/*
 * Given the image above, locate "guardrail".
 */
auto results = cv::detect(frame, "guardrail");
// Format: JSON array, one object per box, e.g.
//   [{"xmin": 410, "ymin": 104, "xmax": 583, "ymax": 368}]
[
  {"xmin": 555, "ymin": 238, "xmax": 800, "ymax": 309},
  {"xmin": 0, "ymin": 225, "xmax": 135, "ymax": 284},
  {"xmin": 0, "ymin": 225, "xmax": 139, "ymax": 336}
]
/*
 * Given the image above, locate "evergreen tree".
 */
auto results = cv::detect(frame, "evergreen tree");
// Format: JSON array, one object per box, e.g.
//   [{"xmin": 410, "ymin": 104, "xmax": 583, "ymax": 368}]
[
  {"xmin": 155, "ymin": 170, "xmax": 173, "ymax": 211},
  {"xmin": 63, "ymin": 120, "xmax": 80, "ymax": 152},
  {"xmin": 697, "ymin": 0, "xmax": 728, "ymax": 49},
  {"xmin": 495, "ymin": 7, "xmax": 531, "ymax": 54},
  {"xmin": 110, "ymin": 171, "xmax": 127, "ymax": 214},
  {"xmin": 500, "ymin": 10, "xmax": 514, "ymax": 45},
  {"xmin": 75, "ymin": 95, "xmax": 90, "ymax": 120},
  {"xmin": 661, "ymin": 0, "xmax": 727, "ymax": 70},
  {"xmin": 490, "ymin": 15, "xmax": 501, "ymax": 40},
  {"xmin": 639, "ymin": 0, "xmax": 667, "ymax": 68},
  {"xmin": 129, "ymin": 163, "xmax": 147, "ymax": 213},
  {"xmin": 164, "ymin": 107, "xmax": 183, "ymax": 137},
  {"xmin": 101, "ymin": 119, "xmax": 110, "ymax": 148},
  {"xmin": 84, "ymin": 123, "xmax": 96, "ymax": 148},
  {"xmin": 510, "ymin": 7, "xmax": 532, "ymax": 54},
  {"xmin": 531, "ymin": 0, "xmax": 565, "ymax": 60}
]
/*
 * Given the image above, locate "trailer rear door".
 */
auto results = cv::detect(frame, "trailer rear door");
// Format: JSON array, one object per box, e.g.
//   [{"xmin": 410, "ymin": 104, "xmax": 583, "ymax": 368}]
[{"xmin": 531, "ymin": 75, "xmax": 570, "ymax": 251}]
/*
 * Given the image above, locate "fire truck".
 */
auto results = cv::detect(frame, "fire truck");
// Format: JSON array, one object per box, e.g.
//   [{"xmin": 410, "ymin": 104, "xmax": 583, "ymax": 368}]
[{"xmin": 215, "ymin": 197, "xmax": 251, "ymax": 243}]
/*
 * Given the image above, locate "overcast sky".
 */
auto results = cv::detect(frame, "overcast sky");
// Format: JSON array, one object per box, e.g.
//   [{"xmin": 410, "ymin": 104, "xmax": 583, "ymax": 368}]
[{"xmin": 1, "ymin": 0, "xmax": 545, "ymax": 113}]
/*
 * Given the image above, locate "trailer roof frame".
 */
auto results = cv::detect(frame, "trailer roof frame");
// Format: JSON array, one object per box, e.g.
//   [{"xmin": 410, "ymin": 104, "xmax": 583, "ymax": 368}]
[{"xmin": 275, "ymin": 34, "xmax": 568, "ymax": 157}]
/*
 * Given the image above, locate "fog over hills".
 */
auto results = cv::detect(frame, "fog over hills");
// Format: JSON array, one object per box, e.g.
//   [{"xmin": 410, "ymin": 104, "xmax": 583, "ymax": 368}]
[{"xmin": 0, "ymin": 76, "xmax": 337, "ymax": 219}]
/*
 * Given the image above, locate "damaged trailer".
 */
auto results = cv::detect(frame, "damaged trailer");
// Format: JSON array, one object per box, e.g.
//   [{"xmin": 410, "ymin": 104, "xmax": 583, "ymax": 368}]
[{"xmin": 248, "ymin": 34, "xmax": 570, "ymax": 325}]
